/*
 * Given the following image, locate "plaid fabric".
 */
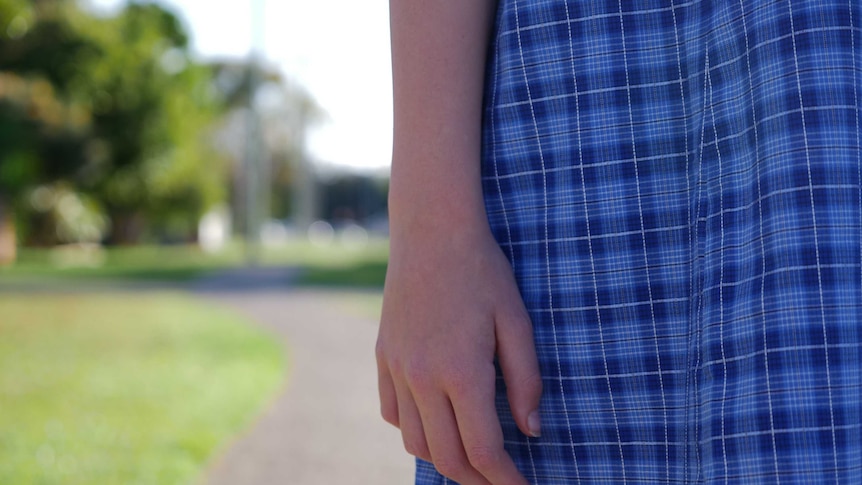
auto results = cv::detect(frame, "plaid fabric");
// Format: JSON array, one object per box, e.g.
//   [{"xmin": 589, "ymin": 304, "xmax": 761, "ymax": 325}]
[{"xmin": 415, "ymin": 0, "xmax": 862, "ymax": 483}]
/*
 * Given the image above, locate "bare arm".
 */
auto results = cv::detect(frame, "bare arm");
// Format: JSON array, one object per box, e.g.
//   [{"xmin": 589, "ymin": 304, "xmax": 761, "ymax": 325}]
[
  {"xmin": 377, "ymin": 1, "xmax": 542, "ymax": 484},
  {"xmin": 388, "ymin": 0, "xmax": 493, "ymax": 224}
]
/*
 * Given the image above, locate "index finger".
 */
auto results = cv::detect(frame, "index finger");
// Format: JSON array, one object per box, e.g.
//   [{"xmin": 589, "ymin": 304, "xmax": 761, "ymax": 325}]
[{"xmin": 449, "ymin": 362, "xmax": 529, "ymax": 485}]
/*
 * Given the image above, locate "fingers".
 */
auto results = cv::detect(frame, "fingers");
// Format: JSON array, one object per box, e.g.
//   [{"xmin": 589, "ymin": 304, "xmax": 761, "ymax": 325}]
[
  {"xmin": 398, "ymin": 361, "xmax": 528, "ymax": 484},
  {"xmin": 496, "ymin": 299, "xmax": 543, "ymax": 438},
  {"xmin": 394, "ymin": 379, "xmax": 432, "ymax": 461},
  {"xmin": 449, "ymin": 362, "xmax": 529, "ymax": 485},
  {"xmin": 376, "ymin": 353, "xmax": 399, "ymax": 427},
  {"xmin": 417, "ymin": 391, "xmax": 493, "ymax": 485}
]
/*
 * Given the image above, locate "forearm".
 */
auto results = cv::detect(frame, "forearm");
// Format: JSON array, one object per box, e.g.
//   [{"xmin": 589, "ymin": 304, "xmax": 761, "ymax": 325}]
[
  {"xmin": 382, "ymin": 6, "xmax": 539, "ymax": 481},
  {"xmin": 388, "ymin": 0, "xmax": 497, "ymax": 240}
]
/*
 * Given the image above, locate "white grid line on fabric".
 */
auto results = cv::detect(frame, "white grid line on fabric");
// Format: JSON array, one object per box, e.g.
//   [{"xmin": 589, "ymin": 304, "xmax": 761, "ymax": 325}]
[
  {"xmin": 544, "ymin": 341, "xmax": 862, "ymax": 379},
  {"xmin": 551, "ymin": 368, "xmax": 688, "ymax": 381},
  {"xmin": 666, "ymin": 1, "xmax": 692, "ymax": 473},
  {"xmin": 615, "ymin": 4, "xmax": 671, "ymax": 479},
  {"xmin": 494, "ymin": 184, "xmax": 859, "ymax": 249},
  {"xmin": 497, "ymin": 0, "xmax": 701, "ymax": 36},
  {"xmin": 534, "ymin": 305, "xmax": 861, "ymax": 351},
  {"xmin": 511, "ymin": 4, "xmax": 581, "ymax": 484},
  {"xmin": 502, "ymin": 423, "xmax": 862, "ymax": 448},
  {"xmin": 704, "ymin": 48, "xmax": 731, "ymax": 484},
  {"xmin": 699, "ymin": 423, "xmax": 861, "ymax": 447},
  {"xmin": 699, "ymin": 341, "xmax": 862, "ymax": 370},
  {"xmin": 498, "ymin": 18, "xmax": 858, "ymax": 74},
  {"xmin": 500, "ymin": 15, "xmax": 856, "ymax": 70},
  {"xmin": 786, "ymin": 1, "xmax": 840, "ymax": 479},
  {"xmin": 494, "ymin": 177, "xmax": 858, "ymax": 225},
  {"xmin": 562, "ymin": 0, "xmax": 585, "ymax": 478},
  {"xmin": 488, "ymin": 103, "xmax": 859, "ymax": 164},
  {"xmin": 586, "ymin": 0, "xmax": 627, "ymax": 479},
  {"xmin": 693, "ymin": 386, "xmax": 862, "ymax": 411},
  {"xmin": 715, "ymin": 12, "xmax": 764, "ymax": 466},
  {"xmin": 484, "ymin": 151, "xmax": 691, "ymax": 180},
  {"xmin": 691, "ymin": 35, "xmax": 713, "ymax": 481},
  {"xmin": 493, "ymin": 25, "xmax": 859, "ymax": 110},
  {"xmin": 738, "ymin": 1, "xmax": 782, "ymax": 476},
  {"xmin": 757, "ymin": 9, "xmax": 823, "ymax": 466},
  {"xmin": 530, "ymin": 297, "xmax": 690, "ymax": 313}
]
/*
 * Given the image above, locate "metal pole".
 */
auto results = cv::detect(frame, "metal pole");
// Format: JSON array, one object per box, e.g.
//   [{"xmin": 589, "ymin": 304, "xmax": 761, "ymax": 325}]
[
  {"xmin": 244, "ymin": 0, "xmax": 266, "ymax": 266},
  {"xmin": 244, "ymin": 69, "xmax": 259, "ymax": 266}
]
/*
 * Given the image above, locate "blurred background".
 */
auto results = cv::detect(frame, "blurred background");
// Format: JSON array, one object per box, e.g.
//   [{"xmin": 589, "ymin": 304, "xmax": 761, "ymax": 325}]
[{"xmin": 0, "ymin": 0, "xmax": 410, "ymax": 483}]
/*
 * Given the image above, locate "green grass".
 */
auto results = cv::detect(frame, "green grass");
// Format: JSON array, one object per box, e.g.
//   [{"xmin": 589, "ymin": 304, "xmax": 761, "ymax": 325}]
[
  {"xmin": 300, "ymin": 260, "xmax": 388, "ymax": 288},
  {"xmin": 0, "ymin": 240, "xmax": 389, "ymax": 288},
  {"xmin": 0, "ymin": 293, "xmax": 287, "ymax": 485}
]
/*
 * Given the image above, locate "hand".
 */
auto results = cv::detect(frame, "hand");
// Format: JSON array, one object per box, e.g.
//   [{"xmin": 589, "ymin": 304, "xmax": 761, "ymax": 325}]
[{"xmin": 376, "ymin": 225, "xmax": 542, "ymax": 485}]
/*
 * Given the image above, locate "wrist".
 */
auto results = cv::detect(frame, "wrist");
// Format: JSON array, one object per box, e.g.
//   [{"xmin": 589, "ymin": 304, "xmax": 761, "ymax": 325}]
[{"xmin": 388, "ymin": 185, "xmax": 489, "ymax": 239}]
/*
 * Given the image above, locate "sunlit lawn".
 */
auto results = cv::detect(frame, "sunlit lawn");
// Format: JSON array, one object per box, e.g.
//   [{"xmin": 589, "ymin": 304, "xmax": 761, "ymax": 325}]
[
  {"xmin": 0, "ymin": 239, "xmax": 389, "ymax": 288},
  {"xmin": 0, "ymin": 293, "xmax": 286, "ymax": 485}
]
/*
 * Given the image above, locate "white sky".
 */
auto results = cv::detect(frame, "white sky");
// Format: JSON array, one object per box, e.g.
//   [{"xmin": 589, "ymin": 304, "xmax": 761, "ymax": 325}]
[{"xmin": 86, "ymin": 0, "xmax": 393, "ymax": 173}]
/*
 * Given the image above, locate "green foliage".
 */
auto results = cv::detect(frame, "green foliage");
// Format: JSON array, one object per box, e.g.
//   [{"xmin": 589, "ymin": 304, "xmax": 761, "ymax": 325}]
[
  {"xmin": 0, "ymin": 0, "xmax": 229, "ymax": 245},
  {"xmin": 0, "ymin": 292, "xmax": 286, "ymax": 485},
  {"xmin": 23, "ymin": 182, "xmax": 109, "ymax": 244}
]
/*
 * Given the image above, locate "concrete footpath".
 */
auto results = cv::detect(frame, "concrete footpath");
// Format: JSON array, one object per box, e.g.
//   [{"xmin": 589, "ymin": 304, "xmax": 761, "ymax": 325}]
[{"xmin": 195, "ymin": 280, "xmax": 413, "ymax": 485}]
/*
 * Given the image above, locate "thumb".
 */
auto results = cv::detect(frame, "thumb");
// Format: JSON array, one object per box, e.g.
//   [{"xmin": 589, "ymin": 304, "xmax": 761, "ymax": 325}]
[{"xmin": 495, "ymin": 298, "xmax": 543, "ymax": 438}]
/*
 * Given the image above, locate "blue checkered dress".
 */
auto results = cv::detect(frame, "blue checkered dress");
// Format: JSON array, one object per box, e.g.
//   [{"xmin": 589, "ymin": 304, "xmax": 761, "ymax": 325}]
[{"xmin": 415, "ymin": 0, "xmax": 862, "ymax": 483}]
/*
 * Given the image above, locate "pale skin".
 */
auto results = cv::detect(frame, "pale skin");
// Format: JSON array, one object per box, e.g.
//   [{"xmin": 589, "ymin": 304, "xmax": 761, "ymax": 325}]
[{"xmin": 376, "ymin": 0, "xmax": 543, "ymax": 484}]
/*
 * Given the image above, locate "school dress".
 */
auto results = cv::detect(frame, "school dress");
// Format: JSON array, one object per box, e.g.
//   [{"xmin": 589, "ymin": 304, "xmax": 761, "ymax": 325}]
[{"xmin": 416, "ymin": 0, "xmax": 862, "ymax": 483}]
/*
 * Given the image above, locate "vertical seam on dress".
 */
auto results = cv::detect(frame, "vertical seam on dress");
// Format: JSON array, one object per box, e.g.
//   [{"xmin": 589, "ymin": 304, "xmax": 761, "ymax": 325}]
[
  {"xmin": 704, "ymin": 48, "xmax": 730, "ymax": 485},
  {"xmin": 615, "ymin": 0, "xmax": 669, "ymax": 479},
  {"xmin": 736, "ymin": 0, "xmax": 782, "ymax": 479},
  {"xmin": 785, "ymin": 1, "xmax": 840, "ymax": 480},
  {"xmin": 666, "ymin": 1, "xmax": 692, "ymax": 481},
  {"xmin": 693, "ymin": 36, "xmax": 712, "ymax": 482},
  {"xmin": 511, "ymin": 2, "xmax": 581, "ymax": 481},
  {"xmin": 488, "ymin": 21, "xmax": 539, "ymax": 482}
]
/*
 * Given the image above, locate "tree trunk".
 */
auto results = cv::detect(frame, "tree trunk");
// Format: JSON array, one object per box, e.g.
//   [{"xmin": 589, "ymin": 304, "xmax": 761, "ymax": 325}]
[
  {"xmin": 108, "ymin": 211, "xmax": 144, "ymax": 245},
  {"xmin": 0, "ymin": 198, "xmax": 17, "ymax": 265}
]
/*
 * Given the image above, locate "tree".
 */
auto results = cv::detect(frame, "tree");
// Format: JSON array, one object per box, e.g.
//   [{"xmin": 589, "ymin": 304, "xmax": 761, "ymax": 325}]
[
  {"xmin": 0, "ymin": 0, "xmax": 321, "ymax": 255},
  {"xmin": 73, "ymin": 2, "xmax": 226, "ymax": 243},
  {"xmin": 0, "ymin": 0, "xmax": 227, "ymax": 247},
  {"xmin": 0, "ymin": 0, "xmax": 100, "ymax": 247}
]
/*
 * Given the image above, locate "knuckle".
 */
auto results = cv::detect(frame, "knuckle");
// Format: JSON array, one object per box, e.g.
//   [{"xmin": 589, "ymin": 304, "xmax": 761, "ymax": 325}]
[
  {"xmin": 388, "ymin": 355, "xmax": 406, "ymax": 377},
  {"xmin": 466, "ymin": 445, "xmax": 502, "ymax": 472},
  {"xmin": 440, "ymin": 366, "xmax": 471, "ymax": 397},
  {"xmin": 404, "ymin": 361, "xmax": 433, "ymax": 390},
  {"xmin": 433, "ymin": 455, "xmax": 467, "ymax": 479}
]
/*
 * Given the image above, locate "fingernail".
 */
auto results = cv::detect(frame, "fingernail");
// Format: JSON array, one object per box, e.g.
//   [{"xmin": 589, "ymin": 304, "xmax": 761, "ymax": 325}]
[{"xmin": 527, "ymin": 410, "xmax": 541, "ymax": 437}]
